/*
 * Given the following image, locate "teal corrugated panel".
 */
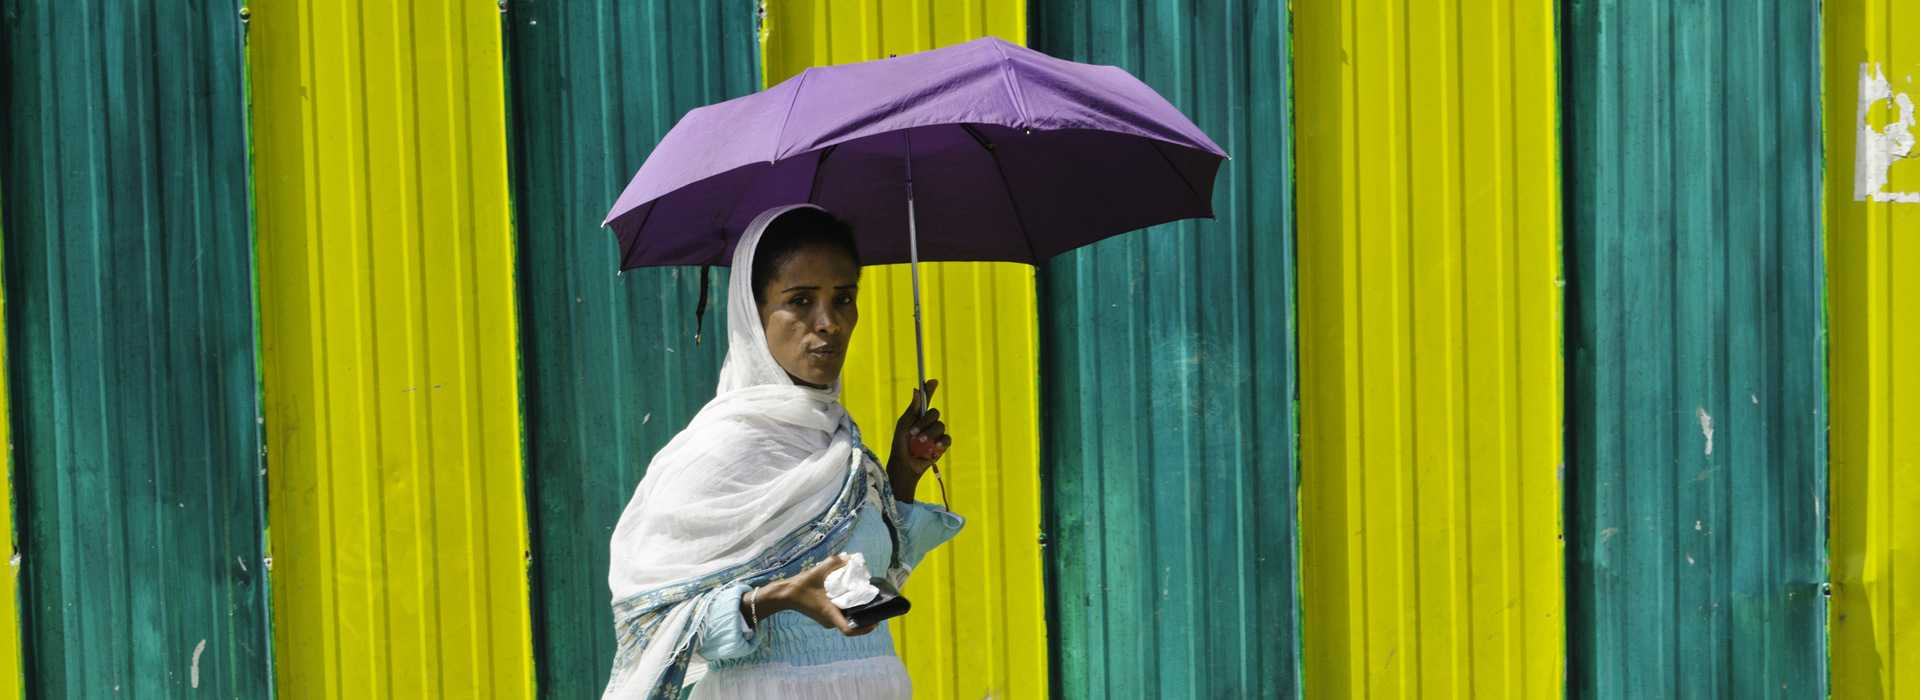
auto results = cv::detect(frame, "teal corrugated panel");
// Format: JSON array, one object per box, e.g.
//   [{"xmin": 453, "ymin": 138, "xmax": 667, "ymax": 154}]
[
  {"xmin": 0, "ymin": 0, "xmax": 272, "ymax": 697},
  {"xmin": 1030, "ymin": 1, "xmax": 1299, "ymax": 697},
  {"xmin": 505, "ymin": 1, "xmax": 759, "ymax": 695},
  {"xmin": 1561, "ymin": 2, "xmax": 1827, "ymax": 697}
]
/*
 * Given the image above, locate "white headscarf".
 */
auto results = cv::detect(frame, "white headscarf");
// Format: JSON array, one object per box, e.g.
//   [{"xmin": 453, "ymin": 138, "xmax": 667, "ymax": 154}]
[{"xmin": 602, "ymin": 204, "xmax": 881, "ymax": 699}]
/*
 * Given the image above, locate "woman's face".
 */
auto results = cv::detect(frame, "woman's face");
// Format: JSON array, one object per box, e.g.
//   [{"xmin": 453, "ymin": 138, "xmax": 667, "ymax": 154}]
[{"xmin": 758, "ymin": 243, "xmax": 860, "ymax": 388}]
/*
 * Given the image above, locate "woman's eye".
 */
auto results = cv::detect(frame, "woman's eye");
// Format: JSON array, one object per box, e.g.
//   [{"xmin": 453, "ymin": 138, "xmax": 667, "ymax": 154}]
[
  {"xmin": 789, "ymin": 296, "xmax": 811, "ymax": 307},
  {"xmin": 836, "ymin": 294, "xmax": 854, "ymax": 305}
]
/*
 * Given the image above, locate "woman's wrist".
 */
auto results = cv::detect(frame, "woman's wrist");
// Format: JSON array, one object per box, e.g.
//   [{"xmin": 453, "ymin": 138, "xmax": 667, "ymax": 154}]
[
  {"xmin": 744, "ymin": 580, "xmax": 794, "ymax": 621},
  {"xmin": 890, "ymin": 471, "xmax": 920, "ymax": 503}
]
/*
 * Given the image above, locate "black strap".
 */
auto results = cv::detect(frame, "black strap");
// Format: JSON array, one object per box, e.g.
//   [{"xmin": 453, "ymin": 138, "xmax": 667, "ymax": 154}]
[{"xmin": 694, "ymin": 265, "xmax": 712, "ymax": 345}]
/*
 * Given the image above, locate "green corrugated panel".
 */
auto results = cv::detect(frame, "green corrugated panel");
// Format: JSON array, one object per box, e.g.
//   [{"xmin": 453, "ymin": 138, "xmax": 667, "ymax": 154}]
[
  {"xmin": 1561, "ymin": 1, "xmax": 1827, "ymax": 696},
  {"xmin": 0, "ymin": 0, "xmax": 272, "ymax": 697},
  {"xmin": 504, "ymin": 1, "xmax": 758, "ymax": 695},
  {"xmin": 1030, "ymin": 2, "xmax": 1298, "ymax": 697}
]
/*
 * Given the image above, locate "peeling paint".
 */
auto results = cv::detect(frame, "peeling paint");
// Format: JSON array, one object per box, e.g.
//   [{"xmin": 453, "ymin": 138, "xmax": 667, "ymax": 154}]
[
  {"xmin": 190, "ymin": 639, "xmax": 206, "ymax": 688},
  {"xmin": 1697, "ymin": 407, "xmax": 1715, "ymax": 456},
  {"xmin": 1855, "ymin": 63, "xmax": 1920, "ymax": 203}
]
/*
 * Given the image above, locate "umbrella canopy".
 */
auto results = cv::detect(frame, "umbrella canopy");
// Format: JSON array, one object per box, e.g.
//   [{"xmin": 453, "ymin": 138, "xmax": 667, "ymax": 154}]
[{"xmin": 604, "ymin": 36, "xmax": 1226, "ymax": 269}]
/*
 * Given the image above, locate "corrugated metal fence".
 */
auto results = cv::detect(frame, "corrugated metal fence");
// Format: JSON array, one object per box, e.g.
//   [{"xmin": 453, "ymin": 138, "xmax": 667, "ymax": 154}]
[
  {"xmin": 0, "ymin": 1, "xmax": 271, "ymax": 696},
  {"xmin": 1825, "ymin": 1, "xmax": 1920, "ymax": 696},
  {"xmin": 248, "ymin": 1, "xmax": 534, "ymax": 697},
  {"xmin": 1030, "ymin": 1, "xmax": 1299, "ymax": 697},
  {"xmin": 1294, "ymin": 1, "xmax": 1566, "ymax": 697},
  {"xmin": 7, "ymin": 2, "xmax": 1920, "ymax": 698},
  {"xmin": 1561, "ymin": 2, "xmax": 1829, "ymax": 697}
]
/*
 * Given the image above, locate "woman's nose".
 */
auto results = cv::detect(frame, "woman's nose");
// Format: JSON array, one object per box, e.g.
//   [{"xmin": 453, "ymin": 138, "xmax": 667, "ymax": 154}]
[{"xmin": 813, "ymin": 308, "xmax": 840, "ymax": 334}]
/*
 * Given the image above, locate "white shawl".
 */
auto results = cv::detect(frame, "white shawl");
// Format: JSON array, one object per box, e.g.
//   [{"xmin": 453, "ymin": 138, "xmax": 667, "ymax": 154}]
[{"xmin": 602, "ymin": 204, "xmax": 896, "ymax": 699}]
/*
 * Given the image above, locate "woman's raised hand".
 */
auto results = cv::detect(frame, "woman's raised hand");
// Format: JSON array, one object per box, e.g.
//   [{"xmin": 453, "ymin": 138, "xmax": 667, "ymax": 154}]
[
  {"xmin": 887, "ymin": 379, "xmax": 950, "ymax": 502},
  {"xmin": 747, "ymin": 554, "xmax": 877, "ymax": 637}
]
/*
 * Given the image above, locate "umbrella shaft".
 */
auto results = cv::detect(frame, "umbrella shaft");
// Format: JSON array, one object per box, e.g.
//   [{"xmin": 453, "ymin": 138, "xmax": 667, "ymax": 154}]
[{"xmin": 907, "ymin": 184, "xmax": 928, "ymax": 407}]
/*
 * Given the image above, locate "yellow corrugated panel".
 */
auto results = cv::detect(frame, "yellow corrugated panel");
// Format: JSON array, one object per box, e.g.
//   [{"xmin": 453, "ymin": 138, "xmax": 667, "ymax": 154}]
[
  {"xmin": 761, "ymin": 3, "xmax": 1046, "ymax": 698},
  {"xmin": 248, "ymin": 2, "xmax": 533, "ymax": 697},
  {"xmin": 0, "ymin": 224, "xmax": 20, "ymax": 698},
  {"xmin": 1294, "ymin": 1, "xmax": 1564, "ymax": 697},
  {"xmin": 1826, "ymin": 2, "xmax": 1920, "ymax": 697}
]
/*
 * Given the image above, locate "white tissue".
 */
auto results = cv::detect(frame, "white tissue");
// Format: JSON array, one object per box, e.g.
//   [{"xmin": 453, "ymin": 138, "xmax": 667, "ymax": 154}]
[{"xmin": 824, "ymin": 552, "xmax": 880, "ymax": 608}]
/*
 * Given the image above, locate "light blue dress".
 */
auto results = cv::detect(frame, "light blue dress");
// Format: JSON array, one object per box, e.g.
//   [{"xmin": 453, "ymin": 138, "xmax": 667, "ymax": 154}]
[{"xmin": 688, "ymin": 457, "xmax": 963, "ymax": 698}]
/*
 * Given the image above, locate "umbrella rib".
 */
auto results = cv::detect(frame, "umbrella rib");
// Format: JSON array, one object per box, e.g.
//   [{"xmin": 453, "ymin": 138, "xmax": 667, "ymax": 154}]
[
  {"xmin": 986, "ymin": 39, "xmax": 1033, "ymax": 124},
  {"xmin": 1148, "ymin": 140, "xmax": 1211, "ymax": 215},
  {"xmin": 965, "ymin": 124, "xmax": 1040, "ymax": 263},
  {"xmin": 770, "ymin": 68, "xmax": 814, "ymax": 161},
  {"xmin": 807, "ymin": 144, "xmax": 838, "ymax": 203}
]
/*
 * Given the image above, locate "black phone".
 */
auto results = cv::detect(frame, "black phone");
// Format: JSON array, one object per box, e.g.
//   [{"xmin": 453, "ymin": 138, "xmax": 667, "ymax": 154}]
[{"xmin": 842, "ymin": 593, "xmax": 911, "ymax": 629}]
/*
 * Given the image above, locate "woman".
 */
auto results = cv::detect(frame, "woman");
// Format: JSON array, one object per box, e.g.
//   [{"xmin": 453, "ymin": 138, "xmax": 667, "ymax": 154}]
[{"xmin": 604, "ymin": 204, "xmax": 964, "ymax": 699}]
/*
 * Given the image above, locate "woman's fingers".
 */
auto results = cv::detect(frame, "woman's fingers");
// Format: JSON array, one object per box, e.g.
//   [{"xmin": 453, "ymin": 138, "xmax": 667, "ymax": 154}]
[
  {"xmin": 814, "ymin": 554, "xmax": 848, "ymax": 576},
  {"xmin": 902, "ymin": 387, "xmax": 922, "ymax": 421},
  {"xmin": 797, "ymin": 554, "xmax": 849, "ymax": 586},
  {"xmin": 900, "ymin": 380, "xmax": 941, "ymax": 423},
  {"xmin": 908, "ymin": 408, "xmax": 941, "ymax": 435},
  {"xmin": 820, "ymin": 602, "xmax": 856, "ymax": 633},
  {"xmin": 897, "ymin": 380, "xmax": 952, "ymax": 464},
  {"xmin": 796, "ymin": 594, "xmax": 856, "ymax": 633}
]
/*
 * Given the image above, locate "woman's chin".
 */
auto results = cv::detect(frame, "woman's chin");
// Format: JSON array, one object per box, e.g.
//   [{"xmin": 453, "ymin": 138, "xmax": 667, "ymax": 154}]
[
  {"xmin": 779, "ymin": 353, "xmax": 845, "ymax": 389},
  {"xmin": 784, "ymin": 367, "xmax": 839, "ymax": 389},
  {"xmin": 800, "ymin": 364, "xmax": 844, "ymax": 388}
]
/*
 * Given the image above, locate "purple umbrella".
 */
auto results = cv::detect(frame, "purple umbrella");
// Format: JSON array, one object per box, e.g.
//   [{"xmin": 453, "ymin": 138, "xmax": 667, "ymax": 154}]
[{"xmin": 604, "ymin": 35, "xmax": 1226, "ymax": 402}]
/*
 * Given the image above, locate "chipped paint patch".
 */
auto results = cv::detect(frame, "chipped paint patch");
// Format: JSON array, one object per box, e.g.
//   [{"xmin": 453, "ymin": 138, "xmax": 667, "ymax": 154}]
[
  {"xmin": 1697, "ymin": 407, "xmax": 1715, "ymax": 456},
  {"xmin": 1855, "ymin": 63, "xmax": 1920, "ymax": 203}
]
